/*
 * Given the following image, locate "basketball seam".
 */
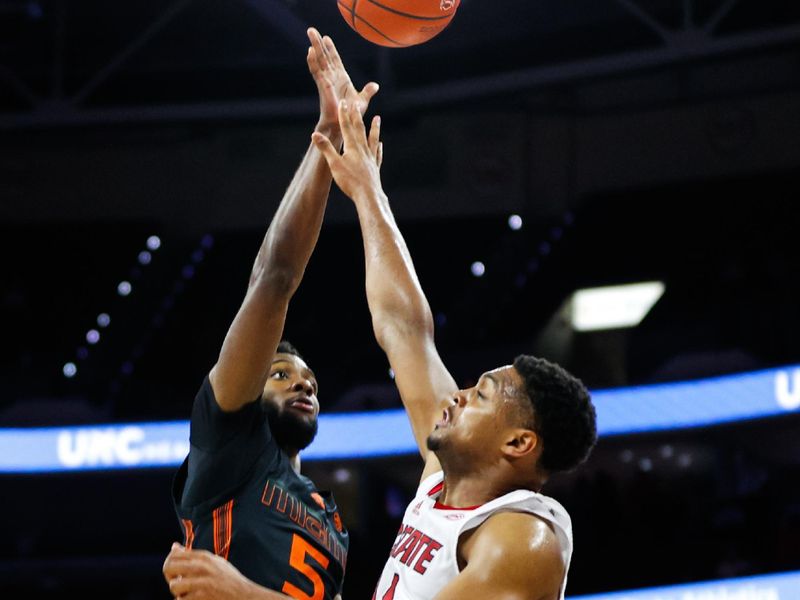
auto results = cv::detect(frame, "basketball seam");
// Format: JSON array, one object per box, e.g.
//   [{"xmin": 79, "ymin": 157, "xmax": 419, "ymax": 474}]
[
  {"xmin": 365, "ymin": 0, "xmax": 455, "ymax": 21},
  {"xmin": 350, "ymin": 0, "xmax": 358, "ymax": 29},
  {"xmin": 355, "ymin": 13, "xmax": 407, "ymax": 47},
  {"xmin": 337, "ymin": 1, "xmax": 408, "ymax": 47}
]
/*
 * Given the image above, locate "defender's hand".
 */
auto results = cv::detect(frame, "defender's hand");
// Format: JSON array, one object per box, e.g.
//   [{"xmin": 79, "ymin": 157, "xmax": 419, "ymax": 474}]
[
  {"xmin": 312, "ymin": 100, "xmax": 384, "ymax": 202},
  {"xmin": 307, "ymin": 27, "xmax": 379, "ymax": 135}
]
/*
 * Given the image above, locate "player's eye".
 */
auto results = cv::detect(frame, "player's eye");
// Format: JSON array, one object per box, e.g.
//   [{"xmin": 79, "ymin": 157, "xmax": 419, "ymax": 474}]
[
  {"xmin": 476, "ymin": 390, "xmax": 485, "ymax": 400},
  {"xmin": 271, "ymin": 370, "xmax": 288, "ymax": 379}
]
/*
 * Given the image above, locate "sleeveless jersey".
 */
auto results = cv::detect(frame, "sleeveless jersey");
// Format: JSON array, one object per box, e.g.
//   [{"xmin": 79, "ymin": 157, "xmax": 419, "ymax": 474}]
[
  {"xmin": 373, "ymin": 471, "xmax": 573, "ymax": 600},
  {"xmin": 172, "ymin": 376, "xmax": 348, "ymax": 600}
]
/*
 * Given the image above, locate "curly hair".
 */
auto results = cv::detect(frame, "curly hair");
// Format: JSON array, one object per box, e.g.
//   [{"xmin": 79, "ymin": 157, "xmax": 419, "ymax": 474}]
[
  {"xmin": 276, "ymin": 340, "xmax": 304, "ymax": 361},
  {"xmin": 512, "ymin": 355, "xmax": 597, "ymax": 474}
]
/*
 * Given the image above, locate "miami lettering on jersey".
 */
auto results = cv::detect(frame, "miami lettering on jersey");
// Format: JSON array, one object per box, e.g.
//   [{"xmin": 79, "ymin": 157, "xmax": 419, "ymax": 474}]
[
  {"xmin": 262, "ymin": 479, "xmax": 348, "ymax": 570},
  {"xmin": 389, "ymin": 524, "xmax": 444, "ymax": 574}
]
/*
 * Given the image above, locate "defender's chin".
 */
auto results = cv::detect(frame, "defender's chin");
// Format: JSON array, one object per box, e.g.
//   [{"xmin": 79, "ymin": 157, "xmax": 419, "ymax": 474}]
[{"xmin": 426, "ymin": 430, "xmax": 443, "ymax": 452}]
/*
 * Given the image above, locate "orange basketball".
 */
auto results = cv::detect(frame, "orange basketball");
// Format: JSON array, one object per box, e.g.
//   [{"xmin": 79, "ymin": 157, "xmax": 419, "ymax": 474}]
[{"xmin": 338, "ymin": 0, "xmax": 461, "ymax": 48}]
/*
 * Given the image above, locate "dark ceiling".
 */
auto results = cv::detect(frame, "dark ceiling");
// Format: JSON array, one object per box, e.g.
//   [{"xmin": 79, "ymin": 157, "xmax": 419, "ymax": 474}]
[
  {"xmin": 1, "ymin": 0, "xmax": 799, "ymax": 122},
  {"xmin": 1, "ymin": 0, "xmax": 799, "ymax": 418},
  {"xmin": 1, "ymin": 5, "xmax": 800, "ymax": 599}
]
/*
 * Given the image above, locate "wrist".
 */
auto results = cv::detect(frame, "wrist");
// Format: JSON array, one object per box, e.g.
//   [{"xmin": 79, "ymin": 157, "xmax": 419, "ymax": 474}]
[
  {"xmin": 314, "ymin": 121, "xmax": 343, "ymax": 151},
  {"xmin": 353, "ymin": 186, "xmax": 388, "ymax": 206},
  {"xmin": 314, "ymin": 120, "xmax": 340, "ymax": 139}
]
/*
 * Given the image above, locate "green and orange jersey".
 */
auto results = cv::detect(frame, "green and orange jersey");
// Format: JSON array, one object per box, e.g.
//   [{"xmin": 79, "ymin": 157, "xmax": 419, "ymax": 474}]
[{"xmin": 172, "ymin": 377, "xmax": 348, "ymax": 600}]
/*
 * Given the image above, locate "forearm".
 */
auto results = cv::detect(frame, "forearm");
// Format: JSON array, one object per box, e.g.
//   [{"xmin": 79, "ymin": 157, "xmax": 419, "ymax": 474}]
[
  {"xmin": 210, "ymin": 126, "xmax": 340, "ymax": 411},
  {"xmin": 353, "ymin": 189, "xmax": 434, "ymax": 346},
  {"xmin": 251, "ymin": 125, "xmax": 342, "ymax": 293}
]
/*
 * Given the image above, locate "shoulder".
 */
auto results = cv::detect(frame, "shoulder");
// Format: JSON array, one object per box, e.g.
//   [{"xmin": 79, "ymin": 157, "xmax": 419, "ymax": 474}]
[{"xmin": 463, "ymin": 511, "xmax": 566, "ymax": 587}]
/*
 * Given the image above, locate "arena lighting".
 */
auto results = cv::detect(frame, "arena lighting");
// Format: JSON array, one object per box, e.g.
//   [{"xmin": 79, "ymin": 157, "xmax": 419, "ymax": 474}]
[
  {"xmin": 146, "ymin": 235, "xmax": 161, "ymax": 251},
  {"xmin": 1, "ymin": 363, "xmax": 799, "ymax": 473},
  {"xmin": 117, "ymin": 281, "xmax": 132, "ymax": 296},
  {"xmin": 569, "ymin": 569, "xmax": 800, "ymax": 600},
  {"xmin": 470, "ymin": 261, "xmax": 486, "ymax": 277},
  {"xmin": 571, "ymin": 281, "xmax": 665, "ymax": 332}
]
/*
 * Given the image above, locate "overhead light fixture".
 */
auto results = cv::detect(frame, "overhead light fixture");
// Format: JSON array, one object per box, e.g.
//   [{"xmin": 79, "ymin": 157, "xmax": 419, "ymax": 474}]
[{"xmin": 570, "ymin": 281, "xmax": 665, "ymax": 332}]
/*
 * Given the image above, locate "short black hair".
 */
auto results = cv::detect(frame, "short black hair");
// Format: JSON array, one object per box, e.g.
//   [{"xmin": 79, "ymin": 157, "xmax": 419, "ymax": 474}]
[
  {"xmin": 512, "ymin": 355, "xmax": 597, "ymax": 474},
  {"xmin": 276, "ymin": 340, "xmax": 304, "ymax": 361}
]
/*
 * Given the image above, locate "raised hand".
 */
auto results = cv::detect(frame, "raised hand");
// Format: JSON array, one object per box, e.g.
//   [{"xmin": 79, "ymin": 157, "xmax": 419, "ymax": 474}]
[
  {"xmin": 312, "ymin": 100, "xmax": 384, "ymax": 203},
  {"xmin": 307, "ymin": 27, "xmax": 379, "ymax": 135}
]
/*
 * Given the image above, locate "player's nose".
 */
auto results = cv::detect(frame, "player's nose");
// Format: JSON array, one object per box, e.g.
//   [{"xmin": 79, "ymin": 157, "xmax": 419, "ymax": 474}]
[{"xmin": 292, "ymin": 377, "xmax": 314, "ymax": 396}]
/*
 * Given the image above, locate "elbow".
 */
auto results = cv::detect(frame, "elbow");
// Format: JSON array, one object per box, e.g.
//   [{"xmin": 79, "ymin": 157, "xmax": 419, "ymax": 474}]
[
  {"xmin": 249, "ymin": 262, "xmax": 300, "ymax": 297},
  {"xmin": 372, "ymin": 307, "xmax": 434, "ymax": 350}
]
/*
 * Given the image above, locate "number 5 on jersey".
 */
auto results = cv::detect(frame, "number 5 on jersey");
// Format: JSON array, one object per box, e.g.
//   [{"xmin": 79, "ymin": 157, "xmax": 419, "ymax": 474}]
[{"xmin": 283, "ymin": 534, "xmax": 330, "ymax": 600}]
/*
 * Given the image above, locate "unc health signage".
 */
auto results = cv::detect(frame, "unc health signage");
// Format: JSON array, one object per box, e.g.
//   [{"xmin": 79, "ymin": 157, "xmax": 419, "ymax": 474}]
[
  {"xmin": 0, "ymin": 364, "xmax": 798, "ymax": 474},
  {"xmin": 570, "ymin": 569, "xmax": 800, "ymax": 600}
]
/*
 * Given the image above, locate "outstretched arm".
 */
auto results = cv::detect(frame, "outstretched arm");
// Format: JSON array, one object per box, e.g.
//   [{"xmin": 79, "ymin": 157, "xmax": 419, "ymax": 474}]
[
  {"xmin": 313, "ymin": 102, "xmax": 457, "ymax": 477},
  {"xmin": 210, "ymin": 30, "xmax": 378, "ymax": 412}
]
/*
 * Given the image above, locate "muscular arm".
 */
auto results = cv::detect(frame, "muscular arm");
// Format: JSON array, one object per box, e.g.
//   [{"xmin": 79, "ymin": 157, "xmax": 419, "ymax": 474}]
[
  {"xmin": 209, "ymin": 135, "xmax": 335, "ymax": 412},
  {"xmin": 356, "ymin": 186, "xmax": 457, "ymax": 467},
  {"xmin": 313, "ymin": 102, "xmax": 457, "ymax": 476},
  {"xmin": 210, "ymin": 29, "xmax": 378, "ymax": 412},
  {"xmin": 433, "ymin": 513, "xmax": 566, "ymax": 600}
]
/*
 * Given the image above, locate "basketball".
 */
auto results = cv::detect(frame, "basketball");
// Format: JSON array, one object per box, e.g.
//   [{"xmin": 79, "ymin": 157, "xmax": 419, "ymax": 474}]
[{"xmin": 338, "ymin": 0, "xmax": 461, "ymax": 48}]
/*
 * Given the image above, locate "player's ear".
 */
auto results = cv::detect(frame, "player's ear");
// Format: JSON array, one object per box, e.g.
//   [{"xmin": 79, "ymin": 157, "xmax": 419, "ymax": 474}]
[{"xmin": 501, "ymin": 429, "xmax": 539, "ymax": 459}]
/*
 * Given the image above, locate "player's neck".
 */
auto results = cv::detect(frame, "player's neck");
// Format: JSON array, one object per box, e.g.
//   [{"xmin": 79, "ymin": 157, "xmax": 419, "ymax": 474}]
[
  {"xmin": 283, "ymin": 446, "xmax": 301, "ymax": 474},
  {"xmin": 438, "ymin": 471, "xmax": 516, "ymax": 508},
  {"xmin": 439, "ymin": 463, "xmax": 545, "ymax": 506}
]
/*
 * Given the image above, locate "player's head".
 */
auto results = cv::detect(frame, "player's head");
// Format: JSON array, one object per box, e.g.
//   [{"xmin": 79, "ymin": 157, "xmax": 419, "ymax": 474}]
[
  {"xmin": 261, "ymin": 340, "xmax": 320, "ymax": 453},
  {"xmin": 427, "ymin": 355, "xmax": 596, "ymax": 483}
]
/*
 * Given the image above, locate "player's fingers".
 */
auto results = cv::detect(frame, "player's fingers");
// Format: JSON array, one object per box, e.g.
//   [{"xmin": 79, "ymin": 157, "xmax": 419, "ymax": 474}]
[
  {"xmin": 337, "ymin": 100, "xmax": 356, "ymax": 141},
  {"xmin": 168, "ymin": 575, "xmax": 191, "ymax": 596},
  {"xmin": 319, "ymin": 33, "xmax": 334, "ymax": 65},
  {"xmin": 307, "ymin": 27, "xmax": 327, "ymax": 70},
  {"xmin": 348, "ymin": 101, "xmax": 367, "ymax": 138},
  {"xmin": 368, "ymin": 115, "xmax": 381, "ymax": 157},
  {"xmin": 311, "ymin": 131, "xmax": 341, "ymax": 165},
  {"xmin": 163, "ymin": 556, "xmax": 194, "ymax": 579},
  {"xmin": 359, "ymin": 82, "xmax": 380, "ymax": 105},
  {"xmin": 306, "ymin": 46, "xmax": 317, "ymax": 73},
  {"xmin": 323, "ymin": 35, "xmax": 345, "ymax": 70},
  {"xmin": 377, "ymin": 141, "xmax": 384, "ymax": 168},
  {"xmin": 163, "ymin": 546, "xmax": 189, "ymax": 577},
  {"xmin": 164, "ymin": 552, "xmax": 215, "ymax": 578}
]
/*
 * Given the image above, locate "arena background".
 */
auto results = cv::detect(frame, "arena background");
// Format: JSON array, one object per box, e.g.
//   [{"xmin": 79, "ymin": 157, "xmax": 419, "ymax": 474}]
[{"xmin": 1, "ymin": 0, "xmax": 799, "ymax": 597}]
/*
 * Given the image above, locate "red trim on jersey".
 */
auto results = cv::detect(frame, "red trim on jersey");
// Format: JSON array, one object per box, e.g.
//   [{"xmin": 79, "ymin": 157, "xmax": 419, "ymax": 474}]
[
  {"xmin": 427, "ymin": 481, "xmax": 444, "ymax": 497},
  {"xmin": 181, "ymin": 519, "xmax": 195, "ymax": 549},
  {"xmin": 433, "ymin": 499, "xmax": 483, "ymax": 511},
  {"xmin": 428, "ymin": 480, "xmax": 482, "ymax": 510},
  {"xmin": 212, "ymin": 499, "xmax": 234, "ymax": 560}
]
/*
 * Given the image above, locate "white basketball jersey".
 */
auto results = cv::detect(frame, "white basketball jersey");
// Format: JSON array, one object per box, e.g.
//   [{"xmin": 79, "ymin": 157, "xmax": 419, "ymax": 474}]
[{"xmin": 372, "ymin": 471, "xmax": 573, "ymax": 600}]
